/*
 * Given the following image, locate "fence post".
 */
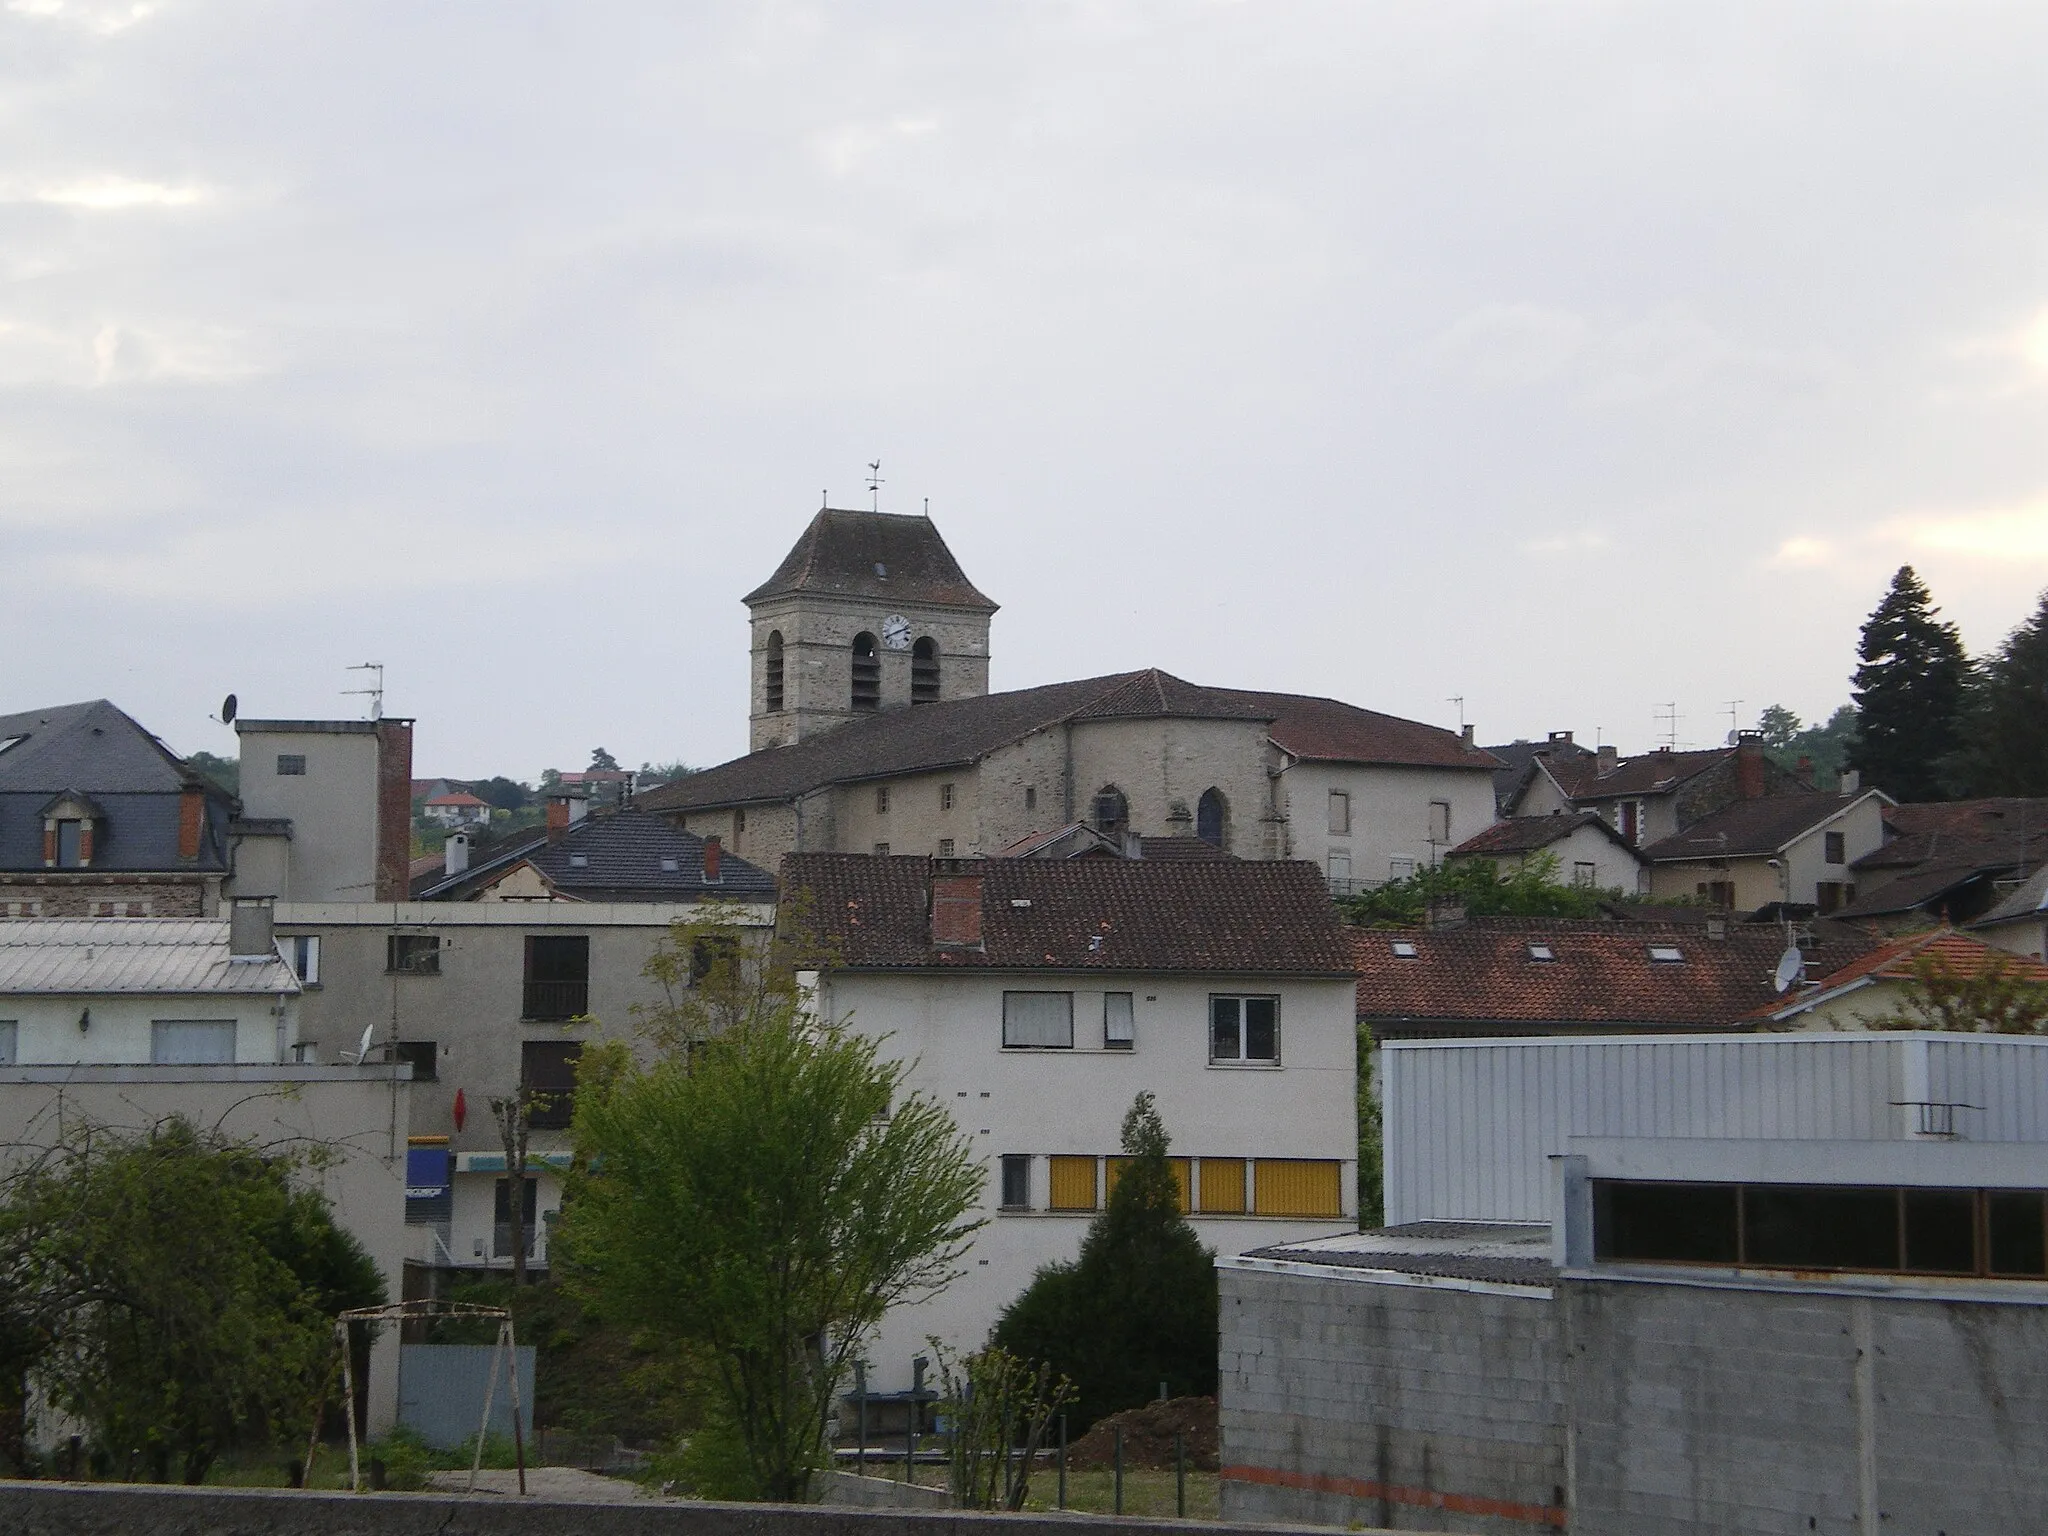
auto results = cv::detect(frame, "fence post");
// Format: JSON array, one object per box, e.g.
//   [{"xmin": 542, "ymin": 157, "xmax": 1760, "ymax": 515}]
[
  {"xmin": 1057, "ymin": 1414, "xmax": 1067, "ymax": 1510},
  {"xmin": 855, "ymin": 1361, "xmax": 867, "ymax": 1476},
  {"xmin": 1114, "ymin": 1425, "xmax": 1123, "ymax": 1516},
  {"xmin": 1176, "ymin": 1431, "xmax": 1185, "ymax": 1517}
]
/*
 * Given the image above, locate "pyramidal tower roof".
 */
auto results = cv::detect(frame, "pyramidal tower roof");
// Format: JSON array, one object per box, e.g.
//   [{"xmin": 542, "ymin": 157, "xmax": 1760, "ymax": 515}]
[{"xmin": 744, "ymin": 508, "xmax": 998, "ymax": 613}]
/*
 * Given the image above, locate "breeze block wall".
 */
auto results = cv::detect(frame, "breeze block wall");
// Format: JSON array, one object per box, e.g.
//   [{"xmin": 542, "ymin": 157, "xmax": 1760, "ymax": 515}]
[{"xmin": 1218, "ymin": 1265, "xmax": 1567, "ymax": 1533}]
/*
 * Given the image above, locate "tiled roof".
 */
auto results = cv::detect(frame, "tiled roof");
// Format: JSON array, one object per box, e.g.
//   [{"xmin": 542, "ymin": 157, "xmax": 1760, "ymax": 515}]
[
  {"xmin": 1485, "ymin": 738, "xmax": 1595, "ymax": 811},
  {"xmin": 0, "ymin": 919, "xmax": 299, "ymax": 995},
  {"xmin": 1975, "ymin": 865, "xmax": 2048, "ymax": 927},
  {"xmin": 640, "ymin": 671, "xmax": 1493, "ymax": 814},
  {"xmin": 419, "ymin": 811, "xmax": 776, "ymax": 902},
  {"xmin": 744, "ymin": 508, "xmax": 998, "ymax": 612},
  {"xmin": 1448, "ymin": 811, "xmax": 1637, "ymax": 860},
  {"xmin": 1795, "ymin": 927, "xmax": 2048, "ymax": 994},
  {"xmin": 1642, "ymin": 791, "xmax": 1873, "ymax": 862},
  {"xmin": 1133, "ymin": 836, "xmax": 1234, "ymax": 861},
  {"xmin": 1832, "ymin": 863, "xmax": 2004, "ymax": 920},
  {"xmin": 426, "ymin": 792, "xmax": 489, "ymax": 808},
  {"xmin": 1352, "ymin": 917, "xmax": 1879, "ymax": 1030},
  {"xmin": 783, "ymin": 854, "xmax": 1355, "ymax": 973},
  {"xmin": 1548, "ymin": 747, "xmax": 1733, "ymax": 801}
]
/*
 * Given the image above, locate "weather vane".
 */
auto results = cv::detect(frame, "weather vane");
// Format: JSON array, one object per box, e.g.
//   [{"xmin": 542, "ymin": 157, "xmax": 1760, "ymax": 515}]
[{"xmin": 867, "ymin": 460, "xmax": 884, "ymax": 512}]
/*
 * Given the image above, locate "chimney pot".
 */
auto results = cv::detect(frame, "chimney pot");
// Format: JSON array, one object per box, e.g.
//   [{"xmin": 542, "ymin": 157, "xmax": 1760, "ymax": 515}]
[
  {"xmin": 444, "ymin": 830, "xmax": 470, "ymax": 877},
  {"xmin": 702, "ymin": 834, "xmax": 722, "ymax": 882},
  {"xmin": 1461, "ymin": 723, "xmax": 1476, "ymax": 748}
]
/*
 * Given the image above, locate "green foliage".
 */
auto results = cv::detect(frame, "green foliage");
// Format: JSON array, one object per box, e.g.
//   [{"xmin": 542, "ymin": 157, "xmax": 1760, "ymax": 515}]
[
  {"xmin": 1945, "ymin": 590, "xmax": 2048, "ymax": 797},
  {"xmin": 1757, "ymin": 703, "xmax": 1858, "ymax": 784},
  {"xmin": 992, "ymin": 1094, "xmax": 1217, "ymax": 1434},
  {"xmin": 1357, "ymin": 1022, "xmax": 1384, "ymax": 1228},
  {"xmin": 588, "ymin": 748, "xmax": 621, "ymax": 772},
  {"xmin": 0, "ymin": 1117, "xmax": 380, "ymax": 1483},
  {"xmin": 1862, "ymin": 950, "xmax": 2048, "ymax": 1035},
  {"xmin": 1337, "ymin": 850, "xmax": 1614, "ymax": 928},
  {"xmin": 637, "ymin": 761, "xmax": 699, "ymax": 787},
  {"xmin": 474, "ymin": 776, "xmax": 531, "ymax": 812},
  {"xmin": 934, "ymin": 1343, "xmax": 1074, "ymax": 1510},
  {"xmin": 559, "ymin": 916, "xmax": 984, "ymax": 1502},
  {"xmin": 183, "ymin": 751, "xmax": 239, "ymax": 797},
  {"xmin": 1849, "ymin": 565, "xmax": 1969, "ymax": 802}
]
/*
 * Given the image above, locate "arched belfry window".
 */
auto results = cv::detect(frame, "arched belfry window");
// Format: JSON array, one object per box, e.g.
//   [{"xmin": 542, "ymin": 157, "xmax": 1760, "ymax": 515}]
[
  {"xmin": 764, "ymin": 631, "xmax": 784, "ymax": 713},
  {"xmin": 850, "ymin": 632, "xmax": 881, "ymax": 712},
  {"xmin": 1197, "ymin": 787, "xmax": 1228, "ymax": 848},
  {"xmin": 911, "ymin": 636, "xmax": 940, "ymax": 703},
  {"xmin": 1092, "ymin": 785, "xmax": 1128, "ymax": 839}
]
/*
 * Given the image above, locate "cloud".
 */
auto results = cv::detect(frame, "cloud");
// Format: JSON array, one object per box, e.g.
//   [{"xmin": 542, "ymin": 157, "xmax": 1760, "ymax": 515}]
[
  {"xmin": 1768, "ymin": 536, "xmax": 1834, "ymax": 569},
  {"xmin": 20, "ymin": 178, "xmax": 209, "ymax": 209},
  {"xmin": 1521, "ymin": 528, "xmax": 1611, "ymax": 556},
  {"xmin": 1886, "ymin": 497, "xmax": 2048, "ymax": 562},
  {"xmin": 6, "ymin": 0, "xmax": 157, "ymax": 34},
  {"xmin": 1425, "ymin": 304, "xmax": 1588, "ymax": 387},
  {"xmin": 812, "ymin": 116, "xmax": 941, "ymax": 177},
  {"xmin": 0, "ymin": 315, "xmax": 264, "ymax": 388}
]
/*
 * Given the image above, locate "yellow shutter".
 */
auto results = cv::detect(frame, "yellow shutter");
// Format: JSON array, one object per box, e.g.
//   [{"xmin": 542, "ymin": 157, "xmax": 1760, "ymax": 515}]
[
  {"xmin": 1104, "ymin": 1156, "xmax": 1192, "ymax": 1211},
  {"xmin": 1048, "ymin": 1155, "xmax": 1098, "ymax": 1211},
  {"xmin": 1252, "ymin": 1159, "xmax": 1343, "ymax": 1218},
  {"xmin": 1199, "ymin": 1158, "xmax": 1247, "ymax": 1214}
]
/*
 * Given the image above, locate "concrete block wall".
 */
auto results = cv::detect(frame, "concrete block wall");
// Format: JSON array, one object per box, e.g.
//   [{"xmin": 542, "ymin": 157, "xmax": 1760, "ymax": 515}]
[{"xmin": 1219, "ymin": 1268, "xmax": 1566, "ymax": 1533}]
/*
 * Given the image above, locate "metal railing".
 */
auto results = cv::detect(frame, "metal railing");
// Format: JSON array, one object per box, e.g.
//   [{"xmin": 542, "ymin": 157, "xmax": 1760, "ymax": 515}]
[{"xmin": 521, "ymin": 979, "xmax": 588, "ymax": 1020}]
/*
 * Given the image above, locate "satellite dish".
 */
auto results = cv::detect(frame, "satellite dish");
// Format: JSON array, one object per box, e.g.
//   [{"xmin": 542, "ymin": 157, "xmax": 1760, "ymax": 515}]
[
  {"xmin": 1773, "ymin": 947, "xmax": 1804, "ymax": 994},
  {"xmin": 220, "ymin": 693, "xmax": 238, "ymax": 726},
  {"xmin": 351, "ymin": 1023, "xmax": 375, "ymax": 1064}
]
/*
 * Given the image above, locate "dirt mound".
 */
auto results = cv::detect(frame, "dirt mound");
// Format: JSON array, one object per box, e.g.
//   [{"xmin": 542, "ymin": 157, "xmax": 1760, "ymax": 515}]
[{"xmin": 1066, "ymin": 1397, "xmax": 1218, "ymax": 1472}]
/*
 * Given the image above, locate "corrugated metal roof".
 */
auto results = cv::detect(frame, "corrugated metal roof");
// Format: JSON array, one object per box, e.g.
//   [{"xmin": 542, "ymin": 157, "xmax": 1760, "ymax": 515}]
[{"xmin": 0, "ymin": 919, "xmax": 299, "ymax": 995}]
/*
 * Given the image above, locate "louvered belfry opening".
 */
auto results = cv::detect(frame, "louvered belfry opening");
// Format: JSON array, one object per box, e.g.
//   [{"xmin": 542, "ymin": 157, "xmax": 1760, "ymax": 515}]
[
  {"xmin": 911, "ymin": 635, "xmax": 940, "ymax": 703},
  {"xmin": 850, "ymin": 632, "xmax": 880, "ymax": 711},
  {"xmin": 764, "ymin": 630, "xmax": 784, "ymax": 712}
]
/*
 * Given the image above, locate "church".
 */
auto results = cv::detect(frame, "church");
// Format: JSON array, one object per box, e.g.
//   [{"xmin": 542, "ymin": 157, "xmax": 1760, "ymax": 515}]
[{"xmin": 640, "ymin": 507, "xmax": 1500, "ymax": 885}]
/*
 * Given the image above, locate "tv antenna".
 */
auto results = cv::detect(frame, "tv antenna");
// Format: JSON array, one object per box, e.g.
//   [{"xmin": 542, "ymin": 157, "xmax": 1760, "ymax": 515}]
[
  {"xmin": 866, "ymin": 460, "xmax": 884, "ymax": 512},
  {"xmin": 344, "ymin": 663, "xmax": 385, "ymax": 721},
  {"xmin": 1654, "ymin": 701, "xmax": 1680, "ymax": 750},
  {"xmin": 1724, "ymin": 699, "xmax": 1744, "ymax": 744},
  {"xmin": 1447, "ymin": 696, "xmax": 1466, "ymax": 731}
]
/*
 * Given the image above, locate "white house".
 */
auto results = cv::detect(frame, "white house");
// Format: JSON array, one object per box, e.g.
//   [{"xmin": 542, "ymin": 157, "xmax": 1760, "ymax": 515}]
[
  {"xmin": 1443, "ymin": 810, "xmax": 1648, "ymax": 894},
  {"xmin": 423, "ymin": 791, "xmax": 493, "ymax": 827},
  {"xmin": 783, "ymin": 853, "xmax": 1360, "ymax": 1395}
]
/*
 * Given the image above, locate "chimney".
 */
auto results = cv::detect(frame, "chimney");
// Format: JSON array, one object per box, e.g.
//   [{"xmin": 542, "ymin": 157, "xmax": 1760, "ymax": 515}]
[
  {"xmin": 373, "ymin": 719, "xmax": 414, "ymax": 902},
  {"xmin": 702, "ymin": 834, "xmax": 722, "ymax": 883},
  {"xmin": 1706, "ymin": 916, "xmax": 1728, "ymax": 941},
  {"xmin": 1597, "ymin": 744, "xmax": 1619, "ymax": 777},
  {"xmin": 444, "ymin": 829, "xmax": 470, "ymax": 877},
  {"xmin": 1795, "ymin": 754, "xmax": 1815, "ymax": 789},
  {"xmin": 1423, "ymin": 897, "xmax": 1467, "ymax": 931},
  {"xmin": 1734, "ymin": 731, "xmax": 1765, "ymax": 799},
  {"xmin": 1547, "ymin": 730, "xmax": 1574, "ymax": 749},
  {"xmin": 1839, "ymin": 768, "xmax": 1860, "ymax": 795},
  {"xmin": 229, "ymin": 897, "xmax": 275, "ymax": 960},
  {"xmin": 1461, "ymin": 723, "xmax": 1476, "ymax": 748},
  {"xmin": 931, "ymin": 870, "xmax": 984, "ymax": 946},
  {"xmin": 1123, "ymin": 831, "xmax": 1143, "ymax": 859},
  {"xmin": 546, "ymin": 796, "xmax": 570, "ymax": 843},
  {"xmin": 177, "ymin": 783, "xmax": 205, "ymax": 860}
]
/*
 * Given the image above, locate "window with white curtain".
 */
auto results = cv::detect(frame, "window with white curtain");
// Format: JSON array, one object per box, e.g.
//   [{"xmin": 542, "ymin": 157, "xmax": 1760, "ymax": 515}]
[
  {"xmin": 1103, "ymin": 992, "xmax": 1135, "ymax": 1050},
  {"xmin": 151, "ymin": 1020, "xmax": 236, "ymax": 1065},
  {"xmin": 1002, "ymin": 991, "xmax": 1074, "ymax": 1049}
]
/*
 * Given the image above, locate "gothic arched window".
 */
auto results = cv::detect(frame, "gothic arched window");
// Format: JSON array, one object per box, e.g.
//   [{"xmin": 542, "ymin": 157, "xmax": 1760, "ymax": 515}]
[
  {"xmin": 1197, "ymin": 787, "xmax": 1228, "ymax": 848},
  {"xmin": 764, "ymin": 631, "xmax": 784, "ymax": 713},
  {"xmin": 850, "ymin": 632, "xmax": 881, "ymax": 711},
  {"xmin": 1092, "ymin": 785, "xmax": 1129, "ymax": 839},
  {"xmin": 911, "ymin": 636, "xmax": 940, "ymax": 703}
]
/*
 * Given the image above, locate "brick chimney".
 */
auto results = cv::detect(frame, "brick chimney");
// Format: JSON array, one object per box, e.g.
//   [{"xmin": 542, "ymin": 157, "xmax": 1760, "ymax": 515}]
[
  {"xmin": 1734, "ymin": 730, "xmax": 1765, "ymax": 800},
  {"xmin": 931, "ymin": 869, "xmax": 984, "ymax": 946},
  {"xmin": 1547, "ymin": 730, "xmax": 1574, "ymax": 749},
  {"xmin": 1596, "ymin": 744, "xmax": 1619, "ymax": 777},
  {"xmin": 545, "ymin": 788, "xmax": 587, "ymax": 843},
  {"xmin": 702, "ymin": 834, "xmax": 722, "ymax": 883},
  {"xmin": 373, "ymin": 719, "xmax": 414, "ymax": 902},
  {"xmin": 178, "ymin": 783, "xmax": 205, "ymax": 860}
]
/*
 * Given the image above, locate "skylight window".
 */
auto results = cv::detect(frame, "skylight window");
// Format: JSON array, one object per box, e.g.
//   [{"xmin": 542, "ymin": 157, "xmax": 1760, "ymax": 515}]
[
  {"xmin": 660, "ymin": 857, "xmax": 679, "ymax": 873},
  {"xmin": 0, "ymin": 735, "xmax": 23, "ymax": 757},
  {"xmin": 1527, "ymin": 943, "xmax": 1556, "ymax": 962},
  {"xmin": 568, "ymin": 854, "xmax": 589, "ymax": 868},
  {"xmin": 1391, "ymin": 941, "xmax": 1418, "ymax": 959},
  {"xmin": 1649, "ymin": 945, "xmax": 1684, "ymax": 963}
]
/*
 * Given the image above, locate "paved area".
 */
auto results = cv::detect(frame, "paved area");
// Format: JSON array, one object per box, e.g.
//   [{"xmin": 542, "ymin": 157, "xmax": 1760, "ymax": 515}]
[{"xmin": 424, "ymin": 1466, "xmax": 668, "ymax": 1502}]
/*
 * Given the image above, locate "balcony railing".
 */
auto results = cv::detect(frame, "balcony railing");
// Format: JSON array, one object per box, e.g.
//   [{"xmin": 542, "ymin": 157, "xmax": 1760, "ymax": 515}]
[{"xmin": 522, "ymin": 979, "xmax": 589, "ymax": 1021}]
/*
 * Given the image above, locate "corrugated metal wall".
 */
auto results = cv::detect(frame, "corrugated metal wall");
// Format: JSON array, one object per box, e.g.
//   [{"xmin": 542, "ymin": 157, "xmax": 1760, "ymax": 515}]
[
  {"xmin": 1383, "ymin": 1034, "xmax": 2048, "ymax": 1226},
  {"xmin": 397, "ymin": 1343, "xmax": 536, "ymax": 1451}
]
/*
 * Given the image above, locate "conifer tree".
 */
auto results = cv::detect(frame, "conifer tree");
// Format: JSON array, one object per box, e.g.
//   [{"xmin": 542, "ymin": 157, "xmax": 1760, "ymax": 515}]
[
  {"xmin": 1947, "ymin": 590, "xmax": 2048, "ymax": 797},
  {"xmin": 991, "ymin": 1093, "xmax": 1216, "ymax": 1431},
  {"xmin": 1847, "ymin": 566, "xmax": 1968, "ymax": 802}
]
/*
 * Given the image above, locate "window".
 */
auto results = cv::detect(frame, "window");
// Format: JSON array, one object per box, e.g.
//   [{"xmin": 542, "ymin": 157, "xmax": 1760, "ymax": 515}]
[
  {"xmin": 151, "ymin": 1019, "xmax": 236, "ymax": 1065},
  {"xmin": 874, "ymin": 842, "xmax": 890, "ymax": 855},
  {"xmin": 276, "ymin": 754, "xmax": 307, "ymax": 776},
  {"xmin": 764, "ymin": 630, "xmax": 784, "ymax": 712},
  {"xmin": 1197, "ymin": 788, "xmax": 1227, "ymax": 848},
  {"xmin": 1210, "ymin": 995, "xmax": 1279, "ymax": 1063},
  {"xmin": 394, "ymin": 1041, "xmax": 437, "ymax": 1081},
  {"xmin": 1527, "ymin": 943, "xmax": 1556, "ymax": 962},
  {"xmin": 1391, "ymin": 941, "xmax": 1418, "ymax": 958},
  {"xmin": 1328, "ymin": 791, "xmax": 1350, "ymax": 836},
  {"xmin": 1817, "ymin": 881, "xmax": 1847, "ymax": 915},
  {"xmin": 1048, "ymin": 1156, "xmax": 1097, "ymax": 1211},
  {"xmin": 1698, "ymin": 880, "xmax": 1736, "ymax": 909},
  {"xmin": 734, "ymin": 808, "xmax": 746, "ymax": 837},
  {"xmin": 938, "ymin": 839, "xmax": 955, "ymax": 857},
  {"xmin": 1573, "ymin": 861, "xmax": 1597, "ymax": 887},
  {"xmin": 941, "ymin": 782, "xmax": 955, "ymax": 812},
  {"xmin": 1620, "ymin": 800, "xmax": 1641, "ymax": 844},
  {"xmin": 1428, "ymin": 800, "xmax": 1452, "ymax": 844},
  {"xmin": 521, "ymin": 1039, "xmax": 582, "ymax": 1128},
  {"xmin": 1648, "ymin": 945, "xmax": 1684, "ymax": 963},
  {"xmin": 912, "ymin": 636, "xmax": 940, "ymax": 703},
  {"xmin": 493, "ymin": 1177, "xmax": 538, "ymax": 1258},
  {"xmin": 1198, "ymin": 1158, "xmax": 1247, "ymax": 1214},
  {"xmin": 1825, "ymin": 830, "xmax": 1847, "ymax": 865},
  {"xmin": 999, "ymin": 1154, "xmax": 1031, "ymax": 1210},
  {"xmin": 1103, "ymin": 992, "xmax": 1135, "ymax": 1050},
  {"xmin": 282, "ymin": 935, "xmax": 321, "ymax": 985},
  {"xmin": 0, "ymin": 1021, "xmax": 15, "ymax": 1066},
  {"xmin": 1389, "ymin": 858, "xmax": 1415, "ymax": 879},
  {"xmin": 568, "ymin": 853, "xmax": 588, "ymax": 868},
  {"xmin": 524, "ymin": 935, "xmax": 589, "ymax": 1020},
  {"xmin": 53, "ymin": 819, "xmax": 85, "ymax": 868},
  {"xmin": 1003, "ymin": 991, "xmax": 1074, "ymax": 1049},
  {"xmin": 1327, "ymin": 852, "xmax": 1352, "ymax": 890},
  {"xmin": 875, "ymin": 785, "xmax": 890, "ymax": 814},
  {"xmin": 387, "ymin": 934, "xmax": 441, "ymax": 975},
  {"xmin": 1092, "ymin": 786, "xmax": 1128, "ymax": 838},
  {"xmin": 691, "ymin": 934, "xmax": 740, "ymax": 982},
  {"xmin": 850, "ymin": 632, "xmax": 880, "ymax": 711},
  {"xmin": 1025, "ymin": 786, "xmax": 1036, "ymax": 811},
  {"xmin": 1252, "ymin": 1159, "xmax": 1342, "ymax": 1217}
]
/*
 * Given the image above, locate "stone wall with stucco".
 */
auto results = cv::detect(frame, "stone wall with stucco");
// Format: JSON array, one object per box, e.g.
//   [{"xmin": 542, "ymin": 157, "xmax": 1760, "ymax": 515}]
[{"xmin": 748, "ymin": 594, "xmax": 992, "ymax": 751}]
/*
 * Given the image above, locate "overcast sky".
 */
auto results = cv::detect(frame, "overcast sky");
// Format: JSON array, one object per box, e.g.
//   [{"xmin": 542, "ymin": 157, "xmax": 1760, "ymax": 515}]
[{"xmin": 6, "ymin": 2, "xmax": 2047, "ymax": 780}]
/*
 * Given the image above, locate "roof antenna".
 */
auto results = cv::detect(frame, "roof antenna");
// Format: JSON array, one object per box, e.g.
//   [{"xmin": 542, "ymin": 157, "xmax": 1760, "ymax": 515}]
[
  {"xmin": 1654, "ymin": 701, "xmax": 1679, "ymax": 751},
  {"xmin": 1724, "ymin": 699, "xmax": 1744, "ymax": 745},
  {"xmin": 822, "ymin": 489, "xmax": 828, "ymax": 509},
  {"xmin": 344, "ymin": 662, "xmax": 385, "ymax": 721},
  {"xmin": 866, "ymin": 460, "xmax": 884, "ymax": 512},
  {"xmin": 1447, "ymin": 695, "xmax": 1465, "ymax": 732},
  {"xmin": 924, "ymin": 497, "xmax": 929, "ymax": 515}
]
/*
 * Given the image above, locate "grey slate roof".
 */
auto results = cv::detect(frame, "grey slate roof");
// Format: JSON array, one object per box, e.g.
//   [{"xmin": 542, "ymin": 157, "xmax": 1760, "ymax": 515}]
[
  {"xmin": 418, "ymin": 810, "xmax": 776, "ymax": 902},
  {"xmin": 1241, "ymin": 1222, "xmax": 1557, "ymax": 1287},
  {"xmin": 0, "ymin": 700, "xmax": 233, "ymax": 873},
  {"xmin": 744, "ymin": 509, "xmax": 999, "ymax": 612},
  {"xmin": 641, "ymin": 670, "xmax": 1495, "ymax": 815},
  {"xmin": 1642, "ymin": 790, "xmax": 1880, "ymax": 862},
  {"xmin": 0, "ymin": 919, "xmax": 299, "ymax": 994},
  {"xmin": 1447, "ymin": 810, "xmax": 1641, "ymax": 861}
]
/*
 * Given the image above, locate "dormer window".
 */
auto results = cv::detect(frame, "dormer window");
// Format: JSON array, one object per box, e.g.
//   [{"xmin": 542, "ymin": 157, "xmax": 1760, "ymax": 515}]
[{"xmin": 56, "ymin": 820, "xmax": 84, "ymax": 867}]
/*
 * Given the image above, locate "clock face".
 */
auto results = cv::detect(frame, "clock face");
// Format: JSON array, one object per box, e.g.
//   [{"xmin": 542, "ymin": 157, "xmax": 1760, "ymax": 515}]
[{"xmin": 881, "ymin": 614, "xmax": 912, "ymax": 651}]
